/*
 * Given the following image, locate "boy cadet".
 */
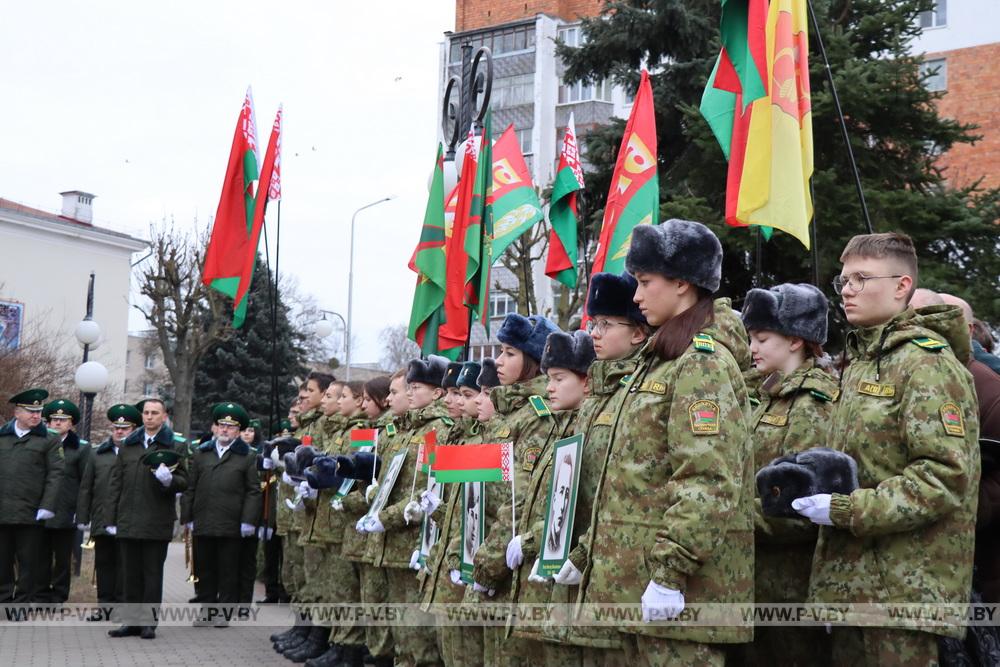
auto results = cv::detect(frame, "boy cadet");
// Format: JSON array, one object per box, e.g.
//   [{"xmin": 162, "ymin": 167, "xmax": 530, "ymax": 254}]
[
  {"xmin": 793, "ymin": 233, "xmax": 980, "ymax": 665},
  {"xmin": 0, "ymin": 388, "xmax": 63, "ymax": 604}
]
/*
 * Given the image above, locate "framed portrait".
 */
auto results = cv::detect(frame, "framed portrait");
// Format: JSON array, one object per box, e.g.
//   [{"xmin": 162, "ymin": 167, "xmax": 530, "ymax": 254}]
[
  {"xmin": 538, "ymin": 434, "xmax": 584, "ymax": 576},
  {"xmin": 334, "ymin": 445, "xmax": 373, "ymax": 499},
  {"xmin": 460, "ymin": 481, "xmax": 485, "ymax": 584},
  {"xmin": 0, "ymin": 300, "xmax": 23, "ymax": 351},
  {"xmin": 418, "ymin": 479, "xmax": 444, "ymax": 567},
  {"xmin": 363, "ymin": 449, "xmax": 408, "ymax": 522}
]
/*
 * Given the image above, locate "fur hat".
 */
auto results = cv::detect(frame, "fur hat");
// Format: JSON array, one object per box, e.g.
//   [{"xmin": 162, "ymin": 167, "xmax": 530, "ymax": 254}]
[
  {"xmin": 305, "ymin": 455, "xmax": 345, "ymax": 490},
  {"xmin": 442, "ymin": 362, "xmax": 464, "ymax": 390},
  {"xmin": 496, "ymin": 314, "xmax": 561, "ymax": 363},
  {"xmin": 477, "ymin": 358, "xmax": 500, "ymax": 389},
  {"xmin": 457, "ymin": 362, "xmax": 482, "ymax": 391},
  {"xmin": 541, "ymin": 330, "xmax": 597, "ymax": 376},
  {"xmin": 336, "ymin": 452, "xmax": 381, "ymax": 481},
  {"xmin": 406, "ymin": 355, "xmax": 450, "ymax": 388},
  {"xmin": 586, "ymin": 272, "xmax": 647, "ymax": 325},
  {"xmin": 625, "ymin": 219, "xmax": 723, "ymax": 293},
  {"xmin": 756, "ymin": 447, "xmax": 859, "ymax": 518},
  {"xmin": 741, "ymin": 283, "xmax": 829, "ymax": 345},
  {"xmin": 284, "ymin": 445, "xmax": 317, "ymax": 481}
]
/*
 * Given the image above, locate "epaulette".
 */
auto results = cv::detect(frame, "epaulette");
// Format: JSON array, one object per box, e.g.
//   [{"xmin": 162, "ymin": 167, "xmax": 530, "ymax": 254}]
[
  {"xmin": 693, "ymin": 333, "xmax": 716, "ymax": 353},
  {"xmin": 385, "ymin": 423, "xmax": 397, "ymax": 437},
  {"xmin": 809, "ymin": 389, "xmax": 838, "ymax": 403},
  {"xmin": 173, "ymin": 432, "xmax": 187, "ymax": 444},
  {"xmin": 748, "ymin": 396, "xmax": 761, "ymax": 408},
  {"xmin": 528, "ymin": 395, "xmax": 552, "ymax": 417},
  {"xmin": 441, "ymin": 417, "xmax": 455, "ymax": 427},
  {"xmin": 619, "ymin": 375, "xmax": 632, "ymax": 386},
  {"xmin": 80, "ymin": 439, "xmax": 89, "ymax": 446},
  {"xmin": 911, "ymin": 337, "xmax": 948, "ymax": 351}
]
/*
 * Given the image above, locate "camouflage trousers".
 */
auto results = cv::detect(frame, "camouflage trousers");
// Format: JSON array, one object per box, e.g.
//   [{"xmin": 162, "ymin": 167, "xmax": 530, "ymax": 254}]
[
  {"xmin": 509, "ymin": 638, "xmax": 625, "ymax": 666},
  {"xmin": 300, "ymin": 543, "xmax": 330, "ymax": 605},
  {"xmin": 280, "ymin": 529, "xmax": 303, "ymax": 602},
  {"xmin": 327, "ymin": 557, "xmax": 365, "ymax": 647},
  {"xmin": 623, "ymin": 634, "xmax": 727, "ymax": 667},
  {"xmin": 361, "ymin": 563, "xmax": 393, "ymax": 659},
  {"xmin": 436, "ymin": 624, "xmax": 484, "ymax": 667},
  {"xmin": 831, "ymin": 627, "xmax": 939, "ymax": 667},
  {"xmin": 386, "ymin": 566, "xmax": 442, "ymax": 667}
]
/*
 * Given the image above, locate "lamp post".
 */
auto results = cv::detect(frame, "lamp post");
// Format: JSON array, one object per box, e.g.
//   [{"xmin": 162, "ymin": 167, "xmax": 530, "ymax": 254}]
[
  {"xmin": 313, "ymin": 309, "xmax": 347, "ymax": 369},
  {"xmin": 346, "ymin": 197, "xmax": 394, "ymax": 381},
  {"xmin": 74, "ymin": 272, "xmax": 108, "ymax": 442},
  {"xmin": 441, "ymin": 44, "xmax": 493, "ymax": 162}
]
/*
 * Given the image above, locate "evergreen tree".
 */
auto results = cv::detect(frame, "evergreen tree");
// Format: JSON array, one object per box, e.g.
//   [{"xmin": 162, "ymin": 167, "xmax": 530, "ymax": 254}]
[
  {"xmin": 193, "ymin": 256, "xmax": 307, "ymax": 436},
  {"xmin": 559, "ymin": 0, "xmax": 999, "ymax": 332}
]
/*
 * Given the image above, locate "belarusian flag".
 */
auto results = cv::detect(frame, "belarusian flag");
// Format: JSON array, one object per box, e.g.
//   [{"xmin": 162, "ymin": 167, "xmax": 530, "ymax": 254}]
[
  {"xmin": 350, "ymin": 428, "xmax": 377, "ymax": 448},
  {"xmin": 419, "ymin": 431, "xmax": 437, "ymax": 473},
  {"xmin": 490, "ymin": 124, "xmax": 543, "ymax": 260},
  {"xmin": 545, "ymin": 113, "xmax": 585, "ymax": 288},
  {"xmin": 432, "ymin": 443, "xmax": 513, "ymax": 483},
  {"xmin": 203, "ymin": 87, "xmax": 260, "ymax": 327},
  {"xmin": 590, "ymin": 70, "xmax": 658, "ymax": 279}
]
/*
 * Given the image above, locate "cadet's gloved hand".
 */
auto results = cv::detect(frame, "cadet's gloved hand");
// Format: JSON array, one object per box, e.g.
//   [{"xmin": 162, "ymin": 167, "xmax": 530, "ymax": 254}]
[
  {"xmin": 472, "ymin": 582, "xmax": 496, "ymax": 597},
  {"xmin": 641, "ymin": 581, "xmax": 685, "ymax": 622},
  {"xmin": 185, "ymin": 522, "xmax": 194, "ymax": 531},
  {"xmin": 240, "ymin": 523, "xmax": 255, "ymax": 538},
  {"xmin": 409, "ymin": 549, "xmax": 421, "ymax": 571},
  {"xmin": 330, "ymin": 498, "xmax": 345, "ymax": 512},
  {"xmin": 257, "ymin": 526, "xmax": 274, "ymax": 541},
  {"xmin": 364, "ymin": 515, "xmax": 385, "ymax": 533},
  {"xmin": 528, "ymin": 559, "xmax": 548, "ymax": 583},
  {"xmin": 506, "ymin": 535, "xmax": 525, "ymax": 570},
  {"xmin": 297, "ymin": 481, "xmax": 317, "ymax": 500},
  {"xmin": 553, "ymin": 559, "xmax": 582, "ymax": 586},
  {"xmin": 76, "ymin": 523, "xmax": 87, "ymax": 531},
  {"xmin": 419, "ymin": 489, "xmax": 441, "ymax": 515},
  {"xmin": 791, "ymin": 493, "xmax": 833, "ymax": 526},
  {"xmin": 105, "ymin": 526, "xmax": 117, "ymax": 536},
  {"xmin": 365, "ymin": 481, "xmax": 379, "ymax": 503},
  {"xmin": 262, "ymin": 457, "xmax": 275, "ymax": 470},
  {"xmin": 153, "ymin": 463, "xmax": 173, "ymax": 487},
  {"xmin": 281, "ymin": 472, "xmax": 295, "ymax": 486},
  {"xmin": 35, "ymin": 509, "xmax": 54, "ymax": 521},
  {"xmin": 355, "ymin": 516, "xmax": 369, "ymax": 533},
  {"xmin": 449, "ymin": 570, "xmax": 465, "ymax": 586},
  {"xmin": 403, "ymin": 501, "xmax": 423, "ymax": 525},
  {"xmin": 285, "ymin": 496, "xmax": 304, "ymax": 512}
]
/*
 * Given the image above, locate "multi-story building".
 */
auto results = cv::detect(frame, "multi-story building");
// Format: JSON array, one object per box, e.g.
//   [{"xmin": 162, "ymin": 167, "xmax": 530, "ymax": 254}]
[{"xmin": 123, "ymin": 331, "xmax": 169, "ymax": 403}]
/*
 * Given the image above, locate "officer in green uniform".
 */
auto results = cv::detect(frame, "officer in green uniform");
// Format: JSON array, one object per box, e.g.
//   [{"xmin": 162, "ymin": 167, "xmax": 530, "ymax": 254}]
[
  {"xmin": 79, "ymin": 403, "xmax": 140, "ymax": 612},
  {"xmin": 0, "ymin": 388, "xmax": 63, "ymax": 603},
  {"xmin": 793, "ymin": 233, "xmax": 980, "ymax": 665},
  {"xmin": 34, "ymin": 398, "xmax": 91, "ymax": 603}
]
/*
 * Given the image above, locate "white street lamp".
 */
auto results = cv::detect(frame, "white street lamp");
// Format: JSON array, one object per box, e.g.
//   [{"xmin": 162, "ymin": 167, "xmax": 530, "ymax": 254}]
[
  {"xmin": 346, "ymin": 198, "xmax": 395, "ymax": 381},
  {"xmin": 75, "ymin": 361, "xmax": 109, "ymax": 394},
  {"xmin": 74, "ymin": 319, "xmax": 101, "ymax": 346},
  {"xmin": 313, "ymin": 317, "xmax": 335, "ymax": 338}
]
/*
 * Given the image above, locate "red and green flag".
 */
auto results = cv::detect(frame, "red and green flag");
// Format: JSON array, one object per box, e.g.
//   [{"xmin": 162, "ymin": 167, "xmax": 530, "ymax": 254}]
[
  {"xmin": 431, "ymin": 442, "xmax": 513, "ymax": 483},
  {"xmin": 350, "ymin": 428, "xmax": 377, "ymax": 448},
  {"xmin": 545, "ymin": 112, "xmax": 585, "ymax": 288},
  {"xmin": 419, "ymin": 431, "xmax": 437, "ymax": 473},
  {"xmin": 490, "ymin": 124, "xmax": 543, "ymax": 260},
  {"xmin": 203, "ymin": 87, "xmax": 261, "ymax": 327}
]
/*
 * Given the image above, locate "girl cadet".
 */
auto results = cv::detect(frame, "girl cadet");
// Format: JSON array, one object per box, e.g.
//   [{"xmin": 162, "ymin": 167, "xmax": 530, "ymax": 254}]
[
  {"xmin": 504, "ymin": 330, "xmax": 596, "ymax": 665},
  {"xmin": 542, "ymin": 271, "xmax": 652, "ymax": 664},
  {"xmin": 577, "ymin": 219, "xmax": 754, "ymax": 666},
  {"xmin": 740, "ymin": 283, "xmax": 837, "ymax": 667},
  {"xmin": 467, "ymin": 313, "xmax": 560, "ymax": 666}
]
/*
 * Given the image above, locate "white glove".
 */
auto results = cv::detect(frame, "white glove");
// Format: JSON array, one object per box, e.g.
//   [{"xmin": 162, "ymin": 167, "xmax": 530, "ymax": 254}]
[
  {"xmin": 257, "ymin": 526, "xmax": 274, "ymax": 540},
  {"xmin": 472, "ymin": 582, "xmax": 496, "ymax": 597},
  {"xmin": 281, "ymin": 472, "xmax": 295, "ymax": 486},
  {"xmin": 403, "ymin": 501, "xmax": 423, "ymax": 525},
  {"xmin": 262, "ymin": 457, "xmax": 275, "ymax": 470},
  {"xmin": 449, "ymin": 570, "xmax": 464, "ymax": 586},
  {"xmin": 365, "ymin": 482, "xmax": 379, "ymax": 503},
  {"xmin": 419, "ymin": 489, "xmax": 442, "ymax": 515},
  {"xmin": 297, "ymin": 481, "xmax": 317, "ymax": 500},
  {"xmin": 76, "ymin": 523, "xmax": 87, "ymax": 531},
  {"xmin": 528, "ymin": 559, "xmax": 548, "ymax": 583},
  {"xmin": 240, "ymin": 523, "xmax": 255, "ymax": 537},
  {"xmin": 641, "ymin": 581, "xmax": 685, "ymax": 622},
  {"xmin": 105, "ymin": 526, "xmax": 117, "ymax": 536},
  {"xmin": 185, "ymin": 522, "xmax": 194, "ymax": 531},
  {"xmin": 553, "ymin": 559, "xmax": 582, "ymax": 586},
  {"xmin": 153, "ymin": 463, "xmax": 173, "ymax": 487},
  {"xmin": 355, "ymin": 516, "xmax": 369, "ymax": 533},
  {"xmin": 506, "ymin": 535, "xmax": 524, "ymax": 570},
  {"xmin": 285, "ymin": 496, "xmax": 304, "ymax": 512},
  {"xmin": 330, "ymin": 498, "xmax": 345, "ymax": 512},
  {"xmin": 364, "ymin": 515, "xmax": 385, "ymax": 533},
  {"xmin": 791, "ymin": 493, "xmax": 834, "ymax": 526},
  {"xmin": 35, "ymin": 509, "xmax": 55, "ymax": 521},
  {"xmin": 409, "ymin": 549, "xmax": 421, "ymax": 571}
]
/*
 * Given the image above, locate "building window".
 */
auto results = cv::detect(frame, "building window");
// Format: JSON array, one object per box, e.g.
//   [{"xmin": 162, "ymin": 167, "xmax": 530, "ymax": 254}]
[
  {"xmin": 557, "ymin": 26, "xmax": 585, "ymax": 48},
  {"xmin": 144, "ymin": 353, "xmax": 156, "ymax": 369},
  {"xmin": 919, "ymin": 0, "xmax": 947, "ymax": 28},
  {"xmin": 558, "ymin": 78, "xmax": 612, "ymax": 104},
  {"xmin": 449, "ymin": 24, "xmax": 535, "ymax": 63},
  {"xmin": 492, "ymin": 73, "xmax": 534, "ymax": 108},
  {"xmin": 143, "ymin": 382, "xmax": 154, "ymax": 396},
  {"xmin": 921, "ymin": 58, "xmax": 947, "ymax": 92},
  {"xmin": 489, "ymin": 293, "xmax": 516, "ymax": 319},
  {"xmin": 496, "ymin": 126, "xmax": 533, "ymax": 155}
]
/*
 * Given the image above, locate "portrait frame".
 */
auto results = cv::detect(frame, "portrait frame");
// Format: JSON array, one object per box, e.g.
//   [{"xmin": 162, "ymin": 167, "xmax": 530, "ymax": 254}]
[
  {"xmin": 460, "ymin": 481, "xmax": 485, "ymax": 584},
  {"xmin": 363, "ymin": 449, "xmax": 408, "ymax": 521},
  {"xmin": 539, "ymin": 434, "xmax": 584, "ymax": 576}
]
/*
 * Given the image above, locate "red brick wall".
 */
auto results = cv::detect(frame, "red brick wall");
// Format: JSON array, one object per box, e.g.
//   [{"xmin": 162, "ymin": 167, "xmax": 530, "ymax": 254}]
[
  {"xmin": 455, "ymin": 0, "xmax": 604, "ymax": 32},
  {"xmin": 926, "ymin": 43, "xmax": 1000, "ymax": 189}
]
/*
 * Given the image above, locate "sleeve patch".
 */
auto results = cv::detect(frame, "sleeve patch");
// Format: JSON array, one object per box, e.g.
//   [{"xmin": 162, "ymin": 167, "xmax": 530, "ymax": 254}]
[
  {"xmin": 594, "ymin": 412, "xmax": 614, "ymax": 426},
  {"xmin": 940, "ymin": 403, "xmax": 966, "ymax": 437},
  {"xmin": 689, "ymin": 400, "xmax": 721, "ymax": 435}
]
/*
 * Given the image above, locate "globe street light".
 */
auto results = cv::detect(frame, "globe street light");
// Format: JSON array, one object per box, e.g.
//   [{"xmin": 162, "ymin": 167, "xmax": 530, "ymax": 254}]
[
  {"xmin": 74, "ymin": 272, "xmax": 108, "ymax": 442},
  {"xmin": 346, "ymin": 197, "xmax": 394, "ymax": 381},
  {"xmin": 313, "ymin": 309, "xmax": 347, "ymax": 367}
]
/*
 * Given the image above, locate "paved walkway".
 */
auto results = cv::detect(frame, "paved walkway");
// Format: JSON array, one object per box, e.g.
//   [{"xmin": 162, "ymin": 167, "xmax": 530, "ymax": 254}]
[{"xmin": 0, "ymin": 542, "xmax": 292, "ymax": 666}]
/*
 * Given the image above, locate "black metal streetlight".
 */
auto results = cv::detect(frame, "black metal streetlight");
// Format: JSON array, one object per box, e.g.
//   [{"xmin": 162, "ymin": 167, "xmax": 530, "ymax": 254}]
[
  {"xmin": 442, "ymin": 43, "xmax": 494, "ymax": 174},
  {"xmin": 73, "ymin": 271, "xmax": 108, "ymax": 442}
]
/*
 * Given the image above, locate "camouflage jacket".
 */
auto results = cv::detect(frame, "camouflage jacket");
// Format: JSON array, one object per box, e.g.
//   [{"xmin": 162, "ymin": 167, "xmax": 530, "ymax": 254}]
[
  {"xmin": 281, "ymin": 408, "xmax": 324, "ymax": 535},
  {"xmin": 578, "ymin": 299, "xmax": 755, "ymax": 643},
  {"xmin": 809, "ymin": 305, "xmax": 980, "ymax": 639},
  {"xmin": 303, "ymin": 414, "xmax": 349, "ymax": 545},
  {"xmin": 333, "ymin": 415, "xmax": 378, "ymax": 561}
]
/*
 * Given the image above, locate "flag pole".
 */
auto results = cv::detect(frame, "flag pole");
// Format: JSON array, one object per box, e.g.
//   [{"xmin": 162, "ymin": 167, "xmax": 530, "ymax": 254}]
[
  {"xmin": 370, "ymin": 430, "xmax": 379, "ymax": 488},
  {"xmin": 509, "ymin": 442, "xmax": 516, "ymax": 542},
  {"xmin": 806, "ymin": 0, "xmax": 874, "ymax": 234},
  {"xmin": 409, "ymin": 441, "xmax": 423, "ymax": 505},
  {"xmin": 273, "ymin": 200, "xmax": 281, "ymax": 430},
  {"xmin": 809, "ymin": 179, "xmax": 820, "ymax": 287}
]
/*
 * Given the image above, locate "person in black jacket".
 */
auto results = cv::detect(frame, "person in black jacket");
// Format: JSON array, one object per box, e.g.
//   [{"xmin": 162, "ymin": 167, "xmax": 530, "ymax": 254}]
[
  {"xmin": 106, "ymin": 398, "xmax": 188, "ymax": 640},
  {"xmin": 0, "ymin": 388, "xmax": 64, "ymax": 604},
  {"xmin": 180, "ymin": 402, "xmax": 261, "ymax": 626}
]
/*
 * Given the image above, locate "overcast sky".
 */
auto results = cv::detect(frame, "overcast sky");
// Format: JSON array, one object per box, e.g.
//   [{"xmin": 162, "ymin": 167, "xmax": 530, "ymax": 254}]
[{"xmin": 1, "ymin": 1, "xmax": 455, "ymax": 363}]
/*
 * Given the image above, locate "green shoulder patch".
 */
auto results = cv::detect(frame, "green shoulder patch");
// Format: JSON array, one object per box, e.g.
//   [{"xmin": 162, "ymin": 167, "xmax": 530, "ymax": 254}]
[
  {"xmin": 386, "ymin": 423, "xmax": 397, "ymax": 437},
  {"xmin": 809, "ymin": 389, "xmax": 837, "ymax": 403},
  {"xmin": 619, "ymin": 375, "xmax": 632, "ymax": 386},
  {"xmin": 748, "ymin": 396, "xmax": 761, "ymax": 408},
  {"xmin": 911, "ymin": 337, "xmax": 947, "ymax": 351},
  {"xmin": 528, "ymin": 395, "xmax": 552, "ymax": 417},
  {"xmin": 441, "ymin": 417, "xmax": 455, "ymax": 427},
  {"xmin": 692, "ymin": 333, "xmax": 716, "ymax": 353}
]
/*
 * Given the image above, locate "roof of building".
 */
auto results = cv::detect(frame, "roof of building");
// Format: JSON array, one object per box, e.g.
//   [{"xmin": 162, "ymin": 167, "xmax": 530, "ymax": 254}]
[{"xmin": 0, "ymin": 197, "xmax": 147, "ymax": 248}]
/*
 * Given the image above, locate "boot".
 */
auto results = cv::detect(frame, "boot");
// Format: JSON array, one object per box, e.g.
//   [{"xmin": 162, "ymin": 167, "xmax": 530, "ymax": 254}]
[
  {"xmin": 274, "ymin": 625, "xmax": 312, "ymax": 652},
  {"xmin": 284, "ymin": 627, "xmax": 330, "ymax": 662},
  {"xmin": 371, "ymin": 656, "xmax": 394, "ymax": 667},
  {"xmin": 271, "ymin": 623, "xmax": 306, "ymax": 643},
  {"xmin": 332, "ymin": 645, "xmax": 366, "ymax": 667},
  {"xmin": 304, "ymin": 643, "xmax": 343, "ymax": 667}
]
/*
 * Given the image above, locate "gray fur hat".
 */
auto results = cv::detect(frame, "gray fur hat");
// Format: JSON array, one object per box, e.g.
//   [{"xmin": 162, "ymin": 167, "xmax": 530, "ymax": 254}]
[
  {"xmin": 541, "ymin": 330, "xmax": 597, "ymax": 376},
  {"xmin": 442, "ymin": 362, "xmax": 464, "ymax": 390},
  {"xmin": 741, "ymin": 283, "xmax": 829, "ymax": 345},
  {"xmin": 406, "ymin": 355, "xmax": 450, "ymax": 388},
  {"xmin": 625, "ymin": 219, "xmax": 723, "ymax": 293},
  {"xmin": 496, "ymin": 314, "xmax": 561, "ymax": 363},
  {"xmin": 456, "ymin": 362, "xmax": 482, "ymax": 391},
  {"xmin": 756, "ymin": 447, "xmax": 858, "ymax": 518},
  {"xmin": 586, "ymin": 272, "xmax": 647, "ymax": 325},
  {"xmin": 477, "ymin": 358, "xmax": 500, "ymax": 389}
]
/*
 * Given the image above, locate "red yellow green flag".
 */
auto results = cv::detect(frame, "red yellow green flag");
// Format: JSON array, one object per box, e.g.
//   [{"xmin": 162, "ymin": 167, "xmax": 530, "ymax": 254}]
[
  {"xmin": 490, "ymin": 124, "xmax": 544, "ymax": 260},
  {"xmin": 545, "ymin": 112, "xmax": 585, "ymax": 288}
]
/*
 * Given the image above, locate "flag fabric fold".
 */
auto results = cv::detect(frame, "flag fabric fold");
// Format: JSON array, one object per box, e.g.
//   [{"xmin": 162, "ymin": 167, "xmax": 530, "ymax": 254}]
[
  {"xmin": 350, "ymin": 428, "xmax": 377, "ymax": 448},
  {"xmin": 490, "ymin": 124, "xmax": 544, "ymax": 260},
  {"xmin": 545, "ymin": 113, "xmax": 585, "ymax": 288}
]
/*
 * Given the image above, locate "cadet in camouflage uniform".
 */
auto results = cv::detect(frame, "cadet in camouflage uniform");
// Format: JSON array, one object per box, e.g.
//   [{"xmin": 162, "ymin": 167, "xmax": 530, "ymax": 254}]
[
  {"xmin": 468, "ymin": 314, "xmax": 560, "ymax": 666},
  {"xmin": 544, "ymin": 272, "xmax": 651, "ymax": 665},
  {"xmin": 577, "ymin": 220, "xmax": 754, "ymax": 666},
  {"xmin": 739, "ymin": 283, "xmax": 838, "ymax": 666},
  {"xmin": 793, "ymin": 234, "xmax": 980, "ymax": 666}
]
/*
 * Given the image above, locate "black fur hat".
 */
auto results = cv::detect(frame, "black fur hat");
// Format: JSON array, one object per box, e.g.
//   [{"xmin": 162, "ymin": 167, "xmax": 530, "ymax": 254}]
[
  {"xmin": 336, "ymin": 452, "xmax": 381, "ymax": 481},
  {"xmin": 496, "ymin": 314, "xmax": 560, "ymax": 363},
  {"xmin": 305, "ymin": 456, "xmax": 345, "ymax": 489},
  {"xmin": 442, "ymin": 362, "xmax": 464, "ymax": 390},
  {"xmin": 284, "ymin": 445, "xmax": 317, "ymax": 481},
  {"xmin": 586, "ymin": 272, "xmax": 647, "ymax": 325},
  {"xmin": 477, "ymin": 358, "xmax": 500, "ymax": 389},
  {"xmin": 457, "ymin": 362, "xmax": 482, "ymax": 391},
  {"xmin": 741, "ymin": 283, "xmax": 829, "ymax": 345},
  {"xmin": 541, "ymin": 330, "xmax": 597, "ymax": 376},
  {"xmin": 406, "ymin": 355, "xmax": 450, "ymax": 388},
  {"xmin": 625, "ymin": 219, "xmax": 723, "ymax": 293},
  {"xmin": 756, "ymin": 447, "xmax": 859, "ymax": 518}
]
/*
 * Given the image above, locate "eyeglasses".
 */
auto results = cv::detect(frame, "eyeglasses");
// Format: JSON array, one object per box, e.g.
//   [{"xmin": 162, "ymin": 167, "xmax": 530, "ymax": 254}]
[
  {"xmin": 585, "ymin": 318, "xmax": 632, "ymax": 335},
  {"xmin": 832, "ymin": 273, "xmax": 904, "ymax": 295}
]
